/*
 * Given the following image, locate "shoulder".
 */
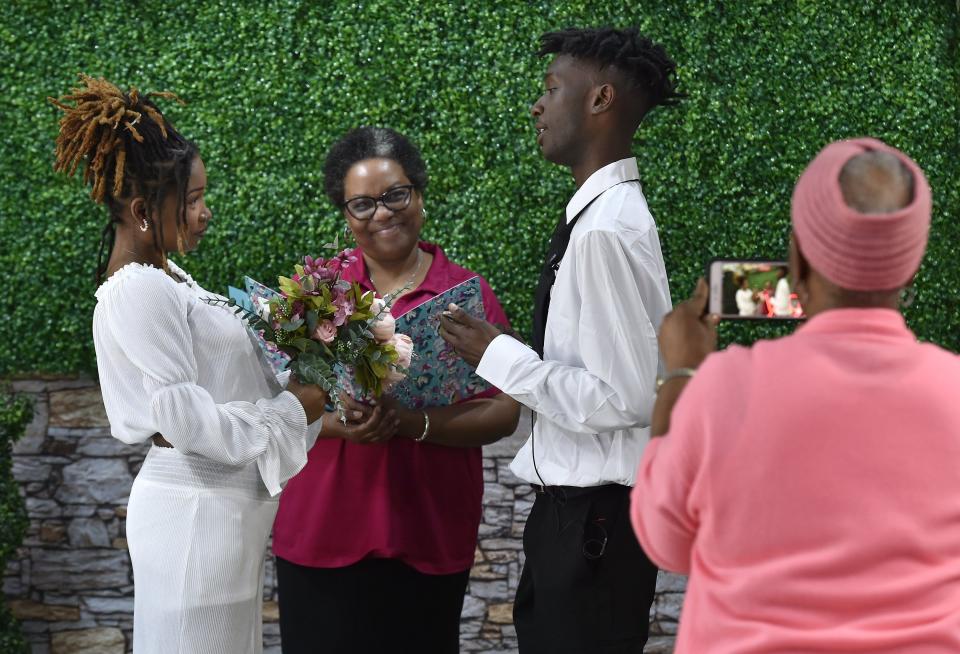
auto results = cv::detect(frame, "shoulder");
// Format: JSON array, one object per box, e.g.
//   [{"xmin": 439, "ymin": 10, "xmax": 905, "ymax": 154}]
[
  {"xmin": 918, "ymin": 341, "xmax": 960, "ymax": 371},
  {"xmin": 697, "ymin": 345, "xmax": 753, "ymax": 385},
  {"xmin": 422, "ymin": 242, "xmax": 499, "ymax": 298},
  {"xmin": 423, "ymin": 242, "xmax": 473, "ymax": 285},
  {"xmin": 94, "ymin": 263, "xmax": 188, "ymax": 313},
  {"xmin": 423, "ymin": 242, "xmax": 509, "ymax": 325},
  {"xmin": 577, "ymin": 181, "xmax": 655, "ymax": 236}
]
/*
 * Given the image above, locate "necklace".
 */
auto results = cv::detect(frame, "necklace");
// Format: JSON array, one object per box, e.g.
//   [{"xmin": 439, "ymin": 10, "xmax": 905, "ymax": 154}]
[{"xmin": 373, "ymin": 248, "xmax": 423, "ymax": 298}]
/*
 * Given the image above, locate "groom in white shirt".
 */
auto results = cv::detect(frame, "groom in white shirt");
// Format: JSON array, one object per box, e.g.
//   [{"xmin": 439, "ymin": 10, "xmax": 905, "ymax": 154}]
[{"xmin": 441, "ymin": 27, "xmax": 682, "ymax": 653}]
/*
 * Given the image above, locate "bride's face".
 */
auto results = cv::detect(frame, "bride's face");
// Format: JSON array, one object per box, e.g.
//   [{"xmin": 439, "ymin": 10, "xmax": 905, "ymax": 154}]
[{"xmin": 341, "ymin": 157, "xmax": 424, "ymax": 263}]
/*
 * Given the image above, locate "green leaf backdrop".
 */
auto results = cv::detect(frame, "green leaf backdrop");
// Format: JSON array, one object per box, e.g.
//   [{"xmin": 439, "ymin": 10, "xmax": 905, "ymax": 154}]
[
  {"xmin": 0, "ymin": 388, "xmax": 31, "ymax": 652},
  {"xmin": 2, "ymin": 0, "xmax": 958, "ymax": 375}
]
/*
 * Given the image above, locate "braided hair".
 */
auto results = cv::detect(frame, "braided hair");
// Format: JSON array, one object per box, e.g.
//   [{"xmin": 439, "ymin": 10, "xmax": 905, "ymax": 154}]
[
  {"xmin": 538, "ymin": 27, "xmax": 684, "ymax": 118},
  {"xmin": 49, "ymin": 74, "xmax": 198, "ymax": 283}
]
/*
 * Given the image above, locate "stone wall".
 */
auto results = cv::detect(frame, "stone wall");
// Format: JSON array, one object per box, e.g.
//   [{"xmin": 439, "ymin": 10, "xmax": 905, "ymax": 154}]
[{"xmin": 3, "ymin": 377, "xmax": 683, "ymax": 653}]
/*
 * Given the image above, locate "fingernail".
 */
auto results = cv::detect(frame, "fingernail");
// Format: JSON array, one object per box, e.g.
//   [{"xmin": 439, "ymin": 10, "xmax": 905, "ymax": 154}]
[{"xmin": 450, "ymin": 303, "xmax": 459, "ymax": 311}]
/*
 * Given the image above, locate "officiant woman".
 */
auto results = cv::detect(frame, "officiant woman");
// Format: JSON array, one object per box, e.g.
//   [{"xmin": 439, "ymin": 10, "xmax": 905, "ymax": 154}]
[{"xmin": 272, "ymin": 127, "xmax": 521, "ymax": 654}]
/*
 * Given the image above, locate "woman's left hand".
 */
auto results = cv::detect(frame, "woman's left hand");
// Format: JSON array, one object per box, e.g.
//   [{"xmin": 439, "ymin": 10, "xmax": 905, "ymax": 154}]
[
  {"xmin": 377, "ymin": 395, "xmax": 426, "ymax": 440},
  {"xmin": 325, "ymin": 393, "xmax": 400, "ymax": 444}
]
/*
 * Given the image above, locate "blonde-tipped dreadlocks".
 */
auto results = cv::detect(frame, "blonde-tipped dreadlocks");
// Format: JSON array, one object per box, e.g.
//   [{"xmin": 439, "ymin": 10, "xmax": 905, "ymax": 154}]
[
  {"xmin": 49, "ymin": 74, "xmax": 185, "ymax": 203},
  {"xmin": 48, "ymin": 74, "xmax": 196, "ymax": 284}
]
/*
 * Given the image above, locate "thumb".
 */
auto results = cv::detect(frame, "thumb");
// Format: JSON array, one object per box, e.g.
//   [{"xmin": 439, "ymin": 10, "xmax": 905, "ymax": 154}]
[
  {"xmin": 689, "ymin": 277, "xmax": 709, "ymax": 316},
  {"xmin": 446, "ymin": 303, "xmax": 475, "ymax": 326}
]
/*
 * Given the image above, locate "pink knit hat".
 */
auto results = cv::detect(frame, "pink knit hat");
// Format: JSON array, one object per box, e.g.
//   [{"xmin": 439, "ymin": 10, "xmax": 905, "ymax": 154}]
[{"xmin": 791, "ymin": 137, "xmax": 931, "ymax": 291}]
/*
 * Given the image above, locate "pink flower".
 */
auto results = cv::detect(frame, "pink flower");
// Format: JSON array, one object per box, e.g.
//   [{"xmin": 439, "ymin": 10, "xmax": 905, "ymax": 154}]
[
  {"xmin": 312, "ymin": 319, "xmax": 337, "ymax": 344},
  {"xmin": 302, "ymin": 255, "xmax": 336, "ymax": 282},
  {"xmin": 333, "ymin": 293, "xmax": 355, "ymax": 327},
  {"xmin": 370, "ymin": 298, "xmax": 395, "ymax": 342},
  {"xmin": 371, "ymin": 314, "xmax": 396, "ymax": 342},
  {"xmin": 391, "ymin": 333, "xmax": 413, "ymax": 369},
  {"xmin": 383, "ymin": 333, "xmax": 413, "ymax": 390}
]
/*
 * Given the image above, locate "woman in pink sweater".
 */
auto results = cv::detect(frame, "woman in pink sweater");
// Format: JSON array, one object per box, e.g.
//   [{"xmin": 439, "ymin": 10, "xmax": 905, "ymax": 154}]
[{"xmin": 631, "ymin": 138, "xmax": 960, "ymax": 653}]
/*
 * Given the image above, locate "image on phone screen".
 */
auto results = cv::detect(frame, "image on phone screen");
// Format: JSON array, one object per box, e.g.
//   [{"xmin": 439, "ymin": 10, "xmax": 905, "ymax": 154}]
[{"xmin": 708, "ymin": 259, "xmax": 806, "ymax": 320}]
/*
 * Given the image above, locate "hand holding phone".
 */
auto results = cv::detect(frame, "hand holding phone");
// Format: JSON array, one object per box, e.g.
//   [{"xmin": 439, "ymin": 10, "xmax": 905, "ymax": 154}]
[{"xmin": 707, "ymin": 259, "xmax": 805, "ymax": 320}]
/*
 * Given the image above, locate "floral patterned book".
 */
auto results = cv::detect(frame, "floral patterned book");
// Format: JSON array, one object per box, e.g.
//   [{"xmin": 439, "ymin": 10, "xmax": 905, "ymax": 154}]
[
  {"xmin": 228, "ymin": 278, "xmax": 290, "ymax": 374},
  {"xmin": 389, "ymin": 276, "xmax": 492, "ymax": 409}
]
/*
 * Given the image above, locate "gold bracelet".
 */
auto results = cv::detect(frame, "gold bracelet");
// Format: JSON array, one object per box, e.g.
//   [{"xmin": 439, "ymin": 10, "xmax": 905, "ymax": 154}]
[
  {"xmin": 414, "ymin": 411, "xmax": 430, "ymax": 442},
  {"xmin": 655, "ymin": 367, "xmax": 697, "ymax": 393}
]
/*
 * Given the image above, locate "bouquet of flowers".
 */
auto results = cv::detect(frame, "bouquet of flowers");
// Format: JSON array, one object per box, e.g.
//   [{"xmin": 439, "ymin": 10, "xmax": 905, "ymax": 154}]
[{"xmin": 208, "ymin": 245, "xmax": 413, "ymax": 419}]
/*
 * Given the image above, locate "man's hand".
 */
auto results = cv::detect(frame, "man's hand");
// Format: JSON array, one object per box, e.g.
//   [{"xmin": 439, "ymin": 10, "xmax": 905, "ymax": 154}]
[
  {"xmin": 659, "ymin": 278, "xmax": 720, "ymax": 371},
  {"xmin": 438, "ymin": 303, "xmax": 502, "ymax": 368}
]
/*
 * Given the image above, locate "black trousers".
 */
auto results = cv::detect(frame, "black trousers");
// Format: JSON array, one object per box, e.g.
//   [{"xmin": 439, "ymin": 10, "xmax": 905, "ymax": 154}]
[
  {"xmin": 514, "ymin": 484, "xmax": 659, "ymax": 654},
  {"xmin": 276, "ymin": 556, "xmax": 470, "ymax": 654}
]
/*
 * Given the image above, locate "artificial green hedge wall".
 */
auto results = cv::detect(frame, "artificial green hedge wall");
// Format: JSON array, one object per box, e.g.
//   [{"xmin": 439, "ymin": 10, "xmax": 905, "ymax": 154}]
[
  {"xmin": 2, "ymin": 1, "xmax": 958, "ymax": 375},
  {"xmin": 0, "ymin": 388, "xmax": 31, "ymax": 653}
]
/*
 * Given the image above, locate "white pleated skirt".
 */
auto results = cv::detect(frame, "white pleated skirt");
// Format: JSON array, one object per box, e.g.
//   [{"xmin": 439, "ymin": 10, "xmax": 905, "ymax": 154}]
[{"xmin": 126, "ymin": 445, "xmax": 279, "ymax": 654}]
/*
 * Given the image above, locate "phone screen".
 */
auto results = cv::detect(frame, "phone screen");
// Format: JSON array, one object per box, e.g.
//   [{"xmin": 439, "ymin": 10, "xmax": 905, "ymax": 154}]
[{"xmin": 708, "ymin": 259, "xmax": 806, "ymax": 320}]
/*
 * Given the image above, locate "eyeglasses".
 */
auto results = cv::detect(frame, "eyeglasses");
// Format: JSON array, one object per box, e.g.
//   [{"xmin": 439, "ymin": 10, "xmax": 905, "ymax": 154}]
[{"xmin": 342, "ymin": 185, "xmax": 415, "ymax": 221}]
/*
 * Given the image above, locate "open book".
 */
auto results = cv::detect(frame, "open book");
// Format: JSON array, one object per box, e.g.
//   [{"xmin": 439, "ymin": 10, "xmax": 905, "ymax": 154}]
[
  {"xmin": 229, "ymin": 276, "xmax": 492, "ymax": 409},
  {"xmin": 388, "ymin": 276, "xmax": 492, "ymax": 409}
]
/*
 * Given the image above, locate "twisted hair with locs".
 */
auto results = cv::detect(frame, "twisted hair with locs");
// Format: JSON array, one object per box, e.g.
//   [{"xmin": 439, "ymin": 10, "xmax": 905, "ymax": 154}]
[
  {"xmin": 538, "ymin": 27, "xmax": 685, "ymax": 118},
  {"xmin": 49, "ymin": 73, "xmax": 197, "ymax": 283}
]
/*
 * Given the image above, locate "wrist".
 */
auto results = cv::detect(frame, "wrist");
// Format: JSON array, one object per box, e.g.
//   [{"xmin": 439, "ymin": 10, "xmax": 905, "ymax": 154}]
[
  {"xmin": 656, "ymin": 367, "xmax": 697, "ymax": 393},
  {"xmin": 319, "ymin": 410, "xmax": 344, "ymax": 438},
  {"xmin": 414, "ymin": 410, "xmax": 430, "ymax": 442},
  {"xmin": 393, "ymin": 407, "xmax": 418, "ymax": 438}
]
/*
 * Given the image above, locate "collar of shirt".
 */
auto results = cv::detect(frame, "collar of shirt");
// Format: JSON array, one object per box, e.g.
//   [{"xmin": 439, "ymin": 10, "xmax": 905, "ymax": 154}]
[
  {"xmin": 565, "ymin": 157, "xmax": 641, "ymax": 223},
  {"xmin": 341, "ymin": 241, "xmax": 457, "ymax": 314},
  {"xmin": 797, "ymin": 307, "xmax": 912, "ymax": 340}
]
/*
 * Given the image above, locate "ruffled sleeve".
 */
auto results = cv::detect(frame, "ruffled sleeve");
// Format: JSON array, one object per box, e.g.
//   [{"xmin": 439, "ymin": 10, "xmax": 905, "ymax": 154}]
[{"xmin": 99, "ymin": 266, "xmax": 310, "ymax": 496}]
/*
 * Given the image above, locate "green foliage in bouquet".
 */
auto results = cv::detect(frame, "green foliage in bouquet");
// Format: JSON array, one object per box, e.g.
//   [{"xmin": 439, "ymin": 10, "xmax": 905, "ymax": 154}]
[
  {"xmin": 206, "ymin": 247, "xmax": 405, "ymax": 417},
  {"xmin": 0, "ymin": 388, "xmax": 32, "ymax": 654},
  {"xmin": 3, "ymin": 1, "xmax": 958, "ymax": 376}
]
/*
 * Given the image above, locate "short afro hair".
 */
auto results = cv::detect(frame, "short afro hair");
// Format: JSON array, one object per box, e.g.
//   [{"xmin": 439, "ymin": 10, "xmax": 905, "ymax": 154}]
[
  {"xmin": 538, "ymin": 27, "xmax": 684, "ymax": 115},
  {"xmin": 323, "ymin": 127, "xmax": 428, "ymax": 207}
]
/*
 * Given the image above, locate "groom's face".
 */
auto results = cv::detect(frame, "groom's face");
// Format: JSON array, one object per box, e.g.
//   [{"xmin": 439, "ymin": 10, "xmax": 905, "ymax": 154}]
[{"xmin": 530, "ymin": 55, "xmax": 591, "ymax": 167}]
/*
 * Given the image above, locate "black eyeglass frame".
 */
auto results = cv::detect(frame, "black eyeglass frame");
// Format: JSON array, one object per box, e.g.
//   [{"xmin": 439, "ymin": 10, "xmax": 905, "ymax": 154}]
[{"xmin": 341, "ymin": 184, "xmax": 416, "ymax": 221}]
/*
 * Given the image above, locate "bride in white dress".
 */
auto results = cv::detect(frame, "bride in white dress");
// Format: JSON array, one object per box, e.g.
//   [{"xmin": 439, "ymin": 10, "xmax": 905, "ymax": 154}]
[{"xmin": 50, "ymin": 75, "xmax": 327, "ymax": 653}]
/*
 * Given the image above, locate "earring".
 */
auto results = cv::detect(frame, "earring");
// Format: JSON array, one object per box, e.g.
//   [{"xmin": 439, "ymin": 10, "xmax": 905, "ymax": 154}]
[
  {"xmin": 139, "ymin": 218, "xmax": 149, "ymax": 232},
  {"xmin": 421, "ymin": 208, "xmax": 428, "ymax": 218},
  {"xmin": 899, "ymin": 285, "xmax": 917, "ymax": 309}
]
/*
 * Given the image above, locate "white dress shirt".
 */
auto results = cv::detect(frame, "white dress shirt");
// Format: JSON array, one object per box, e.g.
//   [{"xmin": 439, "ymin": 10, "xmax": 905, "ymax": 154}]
[{"xmin": 477, "ymin": 157, "xmax": 672, "ymax": 487}]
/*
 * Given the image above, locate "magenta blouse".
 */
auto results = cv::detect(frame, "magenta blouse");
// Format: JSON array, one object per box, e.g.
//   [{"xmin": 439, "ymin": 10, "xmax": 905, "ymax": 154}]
[{"xmin": 273, "ymin": 242, "xmax": 509, "ymax": 575}]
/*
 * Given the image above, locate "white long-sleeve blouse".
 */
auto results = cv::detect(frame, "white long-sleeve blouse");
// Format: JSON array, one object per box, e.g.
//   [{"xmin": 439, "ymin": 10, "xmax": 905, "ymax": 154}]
[{"xmin": 93, "ymin": 261, "xmax": 316, "ymax": 496}]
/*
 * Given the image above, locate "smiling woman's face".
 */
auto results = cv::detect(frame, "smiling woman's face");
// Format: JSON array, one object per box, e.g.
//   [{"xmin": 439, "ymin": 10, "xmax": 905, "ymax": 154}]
[{"xmin": 342, "ymin": 157, "xmax": 424, "ymax": 264}]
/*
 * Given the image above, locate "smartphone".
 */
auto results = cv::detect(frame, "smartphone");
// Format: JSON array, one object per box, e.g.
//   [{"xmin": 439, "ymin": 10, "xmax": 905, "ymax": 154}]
[{"xmin": 707, "ymin": 259, "xmax": 805, "ymax": 320}]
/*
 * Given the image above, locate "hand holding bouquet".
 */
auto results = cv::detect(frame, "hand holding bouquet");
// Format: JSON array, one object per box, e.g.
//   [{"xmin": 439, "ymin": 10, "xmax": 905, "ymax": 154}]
[{"xmin": 209, "ymin": 247, "xmax": 413, "ymax": 419}]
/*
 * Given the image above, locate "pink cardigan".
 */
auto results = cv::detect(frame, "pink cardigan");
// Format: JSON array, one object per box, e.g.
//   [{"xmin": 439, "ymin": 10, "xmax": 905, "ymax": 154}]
[{"xmin": 631, "ymin": 309, "xmax": 960, "ymax": 653}]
